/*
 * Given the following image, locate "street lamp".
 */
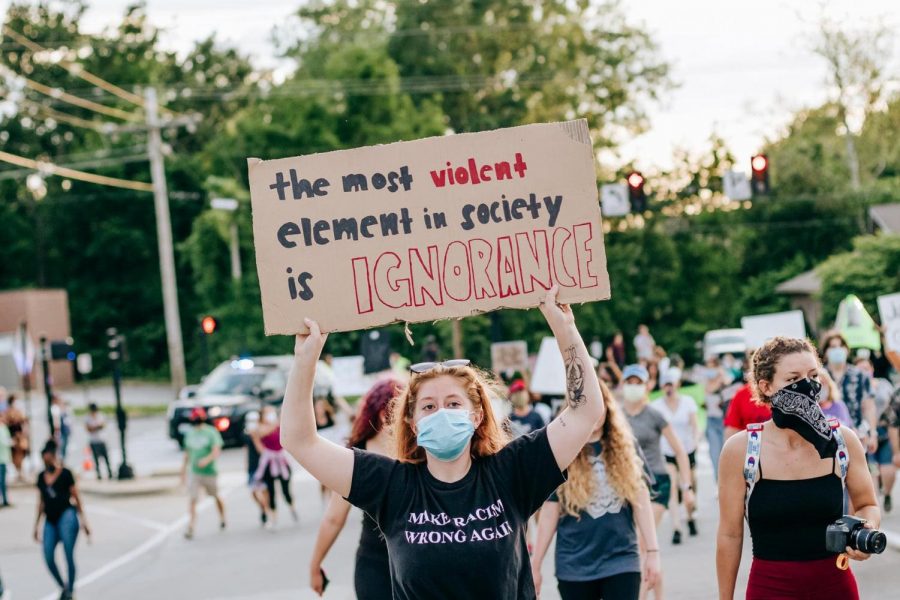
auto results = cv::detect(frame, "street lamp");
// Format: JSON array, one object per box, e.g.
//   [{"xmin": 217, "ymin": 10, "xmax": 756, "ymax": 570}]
[
  {"xmin": 210, "ymin": 197, "xmax": 241, "ymax": 280},
  {"xmin": 107, "ymin": 328, "xmax": 134, "ymax": 480}
]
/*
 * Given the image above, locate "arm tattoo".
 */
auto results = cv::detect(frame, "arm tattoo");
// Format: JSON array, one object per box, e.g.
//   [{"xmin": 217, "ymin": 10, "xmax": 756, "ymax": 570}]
[{"xmin": 564, "ymin": 346, "xmax": 587, "ymax": 409}]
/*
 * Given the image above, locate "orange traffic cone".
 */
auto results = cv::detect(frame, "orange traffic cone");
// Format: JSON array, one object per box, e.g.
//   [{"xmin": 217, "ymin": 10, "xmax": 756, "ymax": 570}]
[{"xmin": 82, "ymin": 446, "xmax": 94, "ymax": 474}]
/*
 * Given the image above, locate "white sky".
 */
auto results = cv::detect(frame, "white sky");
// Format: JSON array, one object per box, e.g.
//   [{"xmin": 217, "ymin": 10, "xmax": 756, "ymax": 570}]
[{"xmin": 4, "ymin": 0, "xmax": 899, "ymax": 170}]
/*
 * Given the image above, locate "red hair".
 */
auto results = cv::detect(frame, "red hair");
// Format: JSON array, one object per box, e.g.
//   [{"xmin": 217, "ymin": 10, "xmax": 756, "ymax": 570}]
[
  {"xmin": 391, "ymin": 364, "xmax": 508, "ymax": 464},
  {"xmin": 347, "ymin": 377, "xmax": 404, "ymax": 449}
]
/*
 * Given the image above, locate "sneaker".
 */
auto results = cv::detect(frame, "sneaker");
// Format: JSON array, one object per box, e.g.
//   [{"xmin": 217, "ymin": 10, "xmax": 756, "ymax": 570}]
[
  {"xmin": 183, "ymin": 528, "xmax": 194, "ymax": 540},
  {"xmin": 260, "ymin": 512, "xmax": 268, "ymax": 526},
  {"xmin": 672, "ymin": 530, "xmax": 682, "ymax": 545},
  {"xmin": 290, "ymin": 507, "xmax": 299, "ymax": 523},
  {"xmin": 885, "ymin": 495, "xmax": 892, "ymax": 513},
  {"xmin": 688, "ymin": 520, "xmax": 698, "ymax": 536},
  {"xmin": 219, "ymin": 521, "xmax": 227, "ymax": 531}
]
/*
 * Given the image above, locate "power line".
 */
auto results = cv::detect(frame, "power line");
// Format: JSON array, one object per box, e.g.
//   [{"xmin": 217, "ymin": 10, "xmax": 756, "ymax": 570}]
[
  {"xmin": 17, "ymin": 98, "xmax": 123, "ymax": 132},
  {"xmin": 0, "ymin": 153, "xmax": 149, "ymax": 181},
  {"xmin": 3, "ymin": 25, "xmax": 148, "ymax": 109},
  {"xmin": 0, "ymin": 149, "xmax": 153, "ymax": 192},
  {"xmin": 0, "ymin": 64, "xmax": 142, "ymax": 121}
]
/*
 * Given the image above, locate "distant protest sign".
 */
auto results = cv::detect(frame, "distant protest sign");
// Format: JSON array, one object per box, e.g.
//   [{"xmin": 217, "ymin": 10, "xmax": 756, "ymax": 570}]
[
  {"xmin": 741, "ymin": 310, "xmax": 807, "ymax": 349},
  {"xmin": 248, "ymin": 120, "xmax": 610, "ymax": 335},
  {"xmin": 491, "ymin": 341, "xmax": 528, "ymax": 374},
  {"xmin": 878, "ymin": 293, "xmax": 900, "ymax": 352},
  {"xmin": 530, "ymin": 337, "xmax": 566, "ymax": 396}
]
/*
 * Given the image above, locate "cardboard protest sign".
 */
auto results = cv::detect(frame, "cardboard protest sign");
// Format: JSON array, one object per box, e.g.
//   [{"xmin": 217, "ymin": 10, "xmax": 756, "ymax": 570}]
[
  {"xmin": 741, "ymin": 310, "xmax": 807, "ymax": 350},
  {"xmin": 491, "ymin": 341, "xmax": 528, "ymax": 374},
  {"xmin": 530, "ymin": 337, "xmax": 566, "ymax": 396},
  {"xmin": 248, "ymin": 120, "xmax": 610, "ymax": 335},
  {"xmin": 877, "ymin": 293, "xmax": 900, "ymax": 352}
]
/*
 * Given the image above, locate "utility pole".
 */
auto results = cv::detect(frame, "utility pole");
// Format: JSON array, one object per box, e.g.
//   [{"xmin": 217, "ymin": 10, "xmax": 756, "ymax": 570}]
[
  {"xmin": 145, "ymin": 87, "xmax": 186, "ymax": 392},
  {"xmin": 451, "ymin": 320, "xmax": 463, "ymax": 358},
  {"xmin": 229, "ymin": 219, "xmax": 242, "ymax": 280}
]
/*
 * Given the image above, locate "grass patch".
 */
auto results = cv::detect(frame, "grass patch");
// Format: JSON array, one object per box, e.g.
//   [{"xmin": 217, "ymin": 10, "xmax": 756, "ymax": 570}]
[{"xmin": 73, "ymin": 404, "xmax": 169, "ymax": 418}]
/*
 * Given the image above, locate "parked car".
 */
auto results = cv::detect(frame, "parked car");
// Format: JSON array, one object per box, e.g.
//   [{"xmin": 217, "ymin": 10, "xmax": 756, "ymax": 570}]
[{"xmin": 168, "ymin": 356, "xmax": 293, "ymax": 448}]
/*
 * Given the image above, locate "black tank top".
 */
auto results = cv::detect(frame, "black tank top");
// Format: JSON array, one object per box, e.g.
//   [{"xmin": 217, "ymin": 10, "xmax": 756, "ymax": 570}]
[{"xmin": 747, "ymin": 457, "xmax": 843, "ymax": 561}]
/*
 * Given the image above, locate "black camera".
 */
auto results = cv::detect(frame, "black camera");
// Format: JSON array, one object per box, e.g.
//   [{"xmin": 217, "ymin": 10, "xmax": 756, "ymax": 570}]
[{"xmin": 825, "ymin": 515, "xmax": 887, "ymax": 554}]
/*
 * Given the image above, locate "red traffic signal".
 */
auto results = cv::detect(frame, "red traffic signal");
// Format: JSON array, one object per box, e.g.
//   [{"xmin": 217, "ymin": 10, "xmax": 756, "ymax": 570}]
[
  {"xmin": 751, "ymin": 154, "xmax": 768, "ymax": 173},
  {"xmin": 201, "ymin": 316, "xmax": 218, "ymax": 335},
  {"xmin": 750, "ymin": 154, "xmax": 770, "ymax": 196},
  {"xmin": 627, "ymin": 171, "xmax": 645, "ymax": 190},
  {"xmin": 626, "ymin": 171, "xmax": 646, "ymax": 212}
]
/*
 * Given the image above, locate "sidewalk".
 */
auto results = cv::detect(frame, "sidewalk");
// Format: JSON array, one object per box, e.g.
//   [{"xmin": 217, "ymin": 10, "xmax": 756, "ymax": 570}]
[{"xmin": 55, "ymin": 380, "xmax": 175, "ymax": 410}]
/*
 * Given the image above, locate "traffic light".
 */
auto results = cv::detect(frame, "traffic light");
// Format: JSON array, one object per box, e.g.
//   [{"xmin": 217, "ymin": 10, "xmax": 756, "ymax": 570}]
[
  {"xmin": 750, "ymin": 154, "xmax": 770, "ymax": 196},
  {"xmin": 626, "ymin": 171, "xmax": 646, "ymax": 213},
  {"xmin": 201, "ymin": 316, "xmax": 218, "ymax": 335}
]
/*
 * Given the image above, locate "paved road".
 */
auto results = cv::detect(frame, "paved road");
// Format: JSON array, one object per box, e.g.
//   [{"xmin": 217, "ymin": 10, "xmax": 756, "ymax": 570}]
[{"xmin": 2, "ymin": 414, "xmax": 899, "ymax": 599}]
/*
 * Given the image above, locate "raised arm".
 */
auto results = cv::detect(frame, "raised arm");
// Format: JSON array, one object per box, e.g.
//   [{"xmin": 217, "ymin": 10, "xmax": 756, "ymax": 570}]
[
  {"xmin": 280, "ymin": 318, "xmax": 354, "ymax": 498},
  {"xmin": 542, "ymin": 287, "xmax": 606, "ymax": 471},
  {"xmin": 716, "ymin": 433, "xmax": 747, "ymax": 600}
]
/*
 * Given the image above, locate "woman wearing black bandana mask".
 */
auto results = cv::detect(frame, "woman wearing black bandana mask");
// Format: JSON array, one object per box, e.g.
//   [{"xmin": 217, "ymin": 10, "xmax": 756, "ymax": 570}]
[{"xmin": 716, "ymin": 337, "xmax": 880, "ymax": 600}]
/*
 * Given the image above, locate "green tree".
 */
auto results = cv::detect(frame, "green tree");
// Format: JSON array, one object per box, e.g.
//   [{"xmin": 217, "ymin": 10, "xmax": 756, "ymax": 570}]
[{"xmin": 1, "ymin": 1, "xmax": 255, "ymax": 378}]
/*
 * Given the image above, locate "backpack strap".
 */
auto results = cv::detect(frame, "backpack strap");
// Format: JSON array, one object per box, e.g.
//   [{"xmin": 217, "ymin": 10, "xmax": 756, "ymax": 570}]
[
  {"xmin": 743, "ymin": 423, "xmax": 764, "ymax": 519},
  {"xmin": 830, "ymin": 418, "xmax": 849, "ymax": 485}
]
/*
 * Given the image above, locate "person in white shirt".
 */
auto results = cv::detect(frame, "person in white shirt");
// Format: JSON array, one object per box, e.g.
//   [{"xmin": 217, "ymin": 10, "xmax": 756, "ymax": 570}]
[
  {"xmin": 633, "ymin": 325, "xmax": 656, "ymax": 363},
  {"xmin": 652, "ymin": 368, "xmax": 699, "ymax": 544},
  {"xmin": 85, "ymin": 404, "xmax": 114, "ymax": 480}
]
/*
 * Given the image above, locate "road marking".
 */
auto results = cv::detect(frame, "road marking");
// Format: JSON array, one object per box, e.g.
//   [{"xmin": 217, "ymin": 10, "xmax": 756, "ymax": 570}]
[
  {"xmin": 37, "ymin": 479, "xmax": 243, "ymax": 600},
  {"xmin": 84, "ymin": 504, "xmax": 168, "ymax": 532}
]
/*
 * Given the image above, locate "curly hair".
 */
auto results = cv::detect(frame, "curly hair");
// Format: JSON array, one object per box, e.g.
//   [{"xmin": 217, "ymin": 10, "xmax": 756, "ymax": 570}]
[
  {"xmin": 557, "ymin": 380, "xmax": 646, "ymax": 517},
  {"xmin": 750, "ymin": 336, "xmax": 817, "ymax": 404},
  {"xmin": 391, "ymin": 364, "xmax": 509, "ymax": 463}
]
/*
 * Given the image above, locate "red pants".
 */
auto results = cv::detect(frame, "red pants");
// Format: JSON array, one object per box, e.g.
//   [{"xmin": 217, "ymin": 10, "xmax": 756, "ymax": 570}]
[{"xmin": 747, "ymin": 557, "xmax": 858, "ymax": 600}]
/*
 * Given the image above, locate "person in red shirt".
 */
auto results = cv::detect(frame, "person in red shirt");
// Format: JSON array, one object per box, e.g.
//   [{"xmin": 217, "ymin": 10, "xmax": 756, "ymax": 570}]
[{"xmin": 724, "ymin": 381, "xmax": 772, "ymax": 439}]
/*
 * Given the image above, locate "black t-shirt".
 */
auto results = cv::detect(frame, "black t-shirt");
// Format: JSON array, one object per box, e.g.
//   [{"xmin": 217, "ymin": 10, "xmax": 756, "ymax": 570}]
[
  {"xmin": 353, "ymin": 440, "xmax": 390, "ymax": 561},
  {"xmin": 347, "ymin": 427, "xmax": 565, "ymax": 600},
  {"xmin": 37, "ymin": 468, "xmax": 75, "ymax": 523}
]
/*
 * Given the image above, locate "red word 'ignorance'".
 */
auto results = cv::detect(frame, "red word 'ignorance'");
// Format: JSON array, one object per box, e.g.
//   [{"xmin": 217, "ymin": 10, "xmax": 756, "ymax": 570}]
[{"xmin": 350, "ymin": 223, "xmax": 599, "ymax": 314}]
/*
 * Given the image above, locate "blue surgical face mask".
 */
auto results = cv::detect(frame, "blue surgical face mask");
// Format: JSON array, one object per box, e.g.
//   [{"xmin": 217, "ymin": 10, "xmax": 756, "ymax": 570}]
[
  {"xmin": 416, "ymin": 408, "xmax": 475, "ymax": 462},
  {"xmin": 826, "ymin": 347, "xmax": 848, "ymax": 366}
]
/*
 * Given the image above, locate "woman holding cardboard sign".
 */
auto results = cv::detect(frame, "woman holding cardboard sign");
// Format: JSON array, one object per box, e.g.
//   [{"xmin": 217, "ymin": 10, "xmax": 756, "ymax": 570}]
[{"xmin": 281, "ymin": 286, "xmax": 605, "ymax": 599}]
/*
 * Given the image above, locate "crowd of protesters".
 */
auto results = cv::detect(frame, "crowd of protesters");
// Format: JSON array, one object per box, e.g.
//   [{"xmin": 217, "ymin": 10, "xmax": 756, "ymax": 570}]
[{"xmin": 2, "ymin": 311, "xmax": 898, "ymax": 600}]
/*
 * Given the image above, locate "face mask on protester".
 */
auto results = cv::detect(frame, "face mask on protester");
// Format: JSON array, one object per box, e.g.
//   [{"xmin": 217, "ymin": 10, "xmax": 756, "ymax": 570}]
[
  {"xmin": 622, "ymin": 384, "xmax": 646, "ymax": 404},
  {"xmin": 826, "ymin": 347, "xmax": 848, "ymax": 366},
  {"xmin": 817, "ymin": 385, "xmax": 831, "ymax": 404},
  {"xmin": 264, "ymin": 412, "xmax": 278, "ymax": 424},
  {"xmin": 416, "ymin": 408, "xmax": 476, "ymax": 462},
  {"xmin": 770, "ymin": 377, "xmax": 836, "ymax": 459}
]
